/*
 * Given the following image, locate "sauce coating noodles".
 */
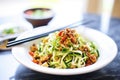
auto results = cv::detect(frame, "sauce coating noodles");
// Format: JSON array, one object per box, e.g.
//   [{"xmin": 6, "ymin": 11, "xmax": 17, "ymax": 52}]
[{"xmin": 29, "ymin": 28, "xmax": 99, "ymax": 69}]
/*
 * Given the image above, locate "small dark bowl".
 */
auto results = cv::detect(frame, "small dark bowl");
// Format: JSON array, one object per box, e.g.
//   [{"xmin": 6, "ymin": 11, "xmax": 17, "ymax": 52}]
[{"xmin": 23, "ymin": 8, "xmax": 55, "ymax": 28}]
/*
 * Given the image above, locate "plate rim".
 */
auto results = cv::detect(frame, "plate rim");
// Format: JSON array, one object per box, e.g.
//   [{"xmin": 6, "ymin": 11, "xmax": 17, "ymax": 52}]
[{"xmin": 0, "ymin": 22, "xmax": 33, "ymax": 50}]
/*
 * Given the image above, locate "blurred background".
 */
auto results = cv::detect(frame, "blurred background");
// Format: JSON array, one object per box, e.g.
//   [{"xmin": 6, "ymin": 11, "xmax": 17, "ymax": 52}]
[
  {"xmin": 0, "ymin": 0, "xmax": 120, "ymax": 33},
  {"xmin": 1, "ymin": 0, "xmax": 119, "ymax": 17},
  {"xmin": 0, "ymin": 0, "xmax": 120, "ymax": 80}
]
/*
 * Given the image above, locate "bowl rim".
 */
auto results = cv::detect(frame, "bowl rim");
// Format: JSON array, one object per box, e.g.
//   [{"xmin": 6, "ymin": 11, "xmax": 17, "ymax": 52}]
[
  {"xmin": 23, "ymin": 7, "xmax": 55, "ymax": 20},
  {"xmin": 12, "ymin": 26, "xmax": 118, "ymax": 75}
]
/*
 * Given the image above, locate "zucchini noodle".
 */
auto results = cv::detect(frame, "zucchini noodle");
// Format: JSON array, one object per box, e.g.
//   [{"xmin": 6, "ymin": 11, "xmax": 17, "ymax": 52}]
[{"xmin": 29, "ymin": 28, "xmax": 99, "ymax": 69}]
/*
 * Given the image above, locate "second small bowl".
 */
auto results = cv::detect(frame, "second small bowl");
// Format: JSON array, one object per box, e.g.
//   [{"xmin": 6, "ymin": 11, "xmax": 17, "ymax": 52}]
[{"xmin": 23, "ymin": 8, "xmax": 55, "ymax": 28}]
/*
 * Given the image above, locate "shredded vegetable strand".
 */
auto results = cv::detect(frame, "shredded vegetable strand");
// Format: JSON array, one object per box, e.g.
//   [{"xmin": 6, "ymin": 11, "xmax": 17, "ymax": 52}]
[{"xmin": 29, "ymin": 28, "xmax": 99, "ymax": 69}]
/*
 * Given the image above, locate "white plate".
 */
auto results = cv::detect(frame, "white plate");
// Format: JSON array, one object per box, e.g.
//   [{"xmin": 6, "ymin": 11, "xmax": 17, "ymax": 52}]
[
  {"xmin": 12, "ymin": 26, "xmax": 118, "ymax": 75},
  {"xmin": 0, "ymin": 22, "xmax": 33, "ymax": 50}
]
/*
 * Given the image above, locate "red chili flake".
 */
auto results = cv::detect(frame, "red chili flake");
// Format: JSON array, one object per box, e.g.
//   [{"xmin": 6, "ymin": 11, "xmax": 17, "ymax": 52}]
[
  {"xmin": 32, "ymin": 59, "xmax": 39, "ymax": 64},
  {"xmin": 29, "ymin": 51, "xmax": 34, "ymax": 56}
]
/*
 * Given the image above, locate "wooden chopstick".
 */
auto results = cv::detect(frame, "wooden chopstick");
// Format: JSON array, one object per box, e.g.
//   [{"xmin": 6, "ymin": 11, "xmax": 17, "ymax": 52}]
[{"xmin": 7, "ymin": 20, "xmax": 93, "ymax": 47}]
